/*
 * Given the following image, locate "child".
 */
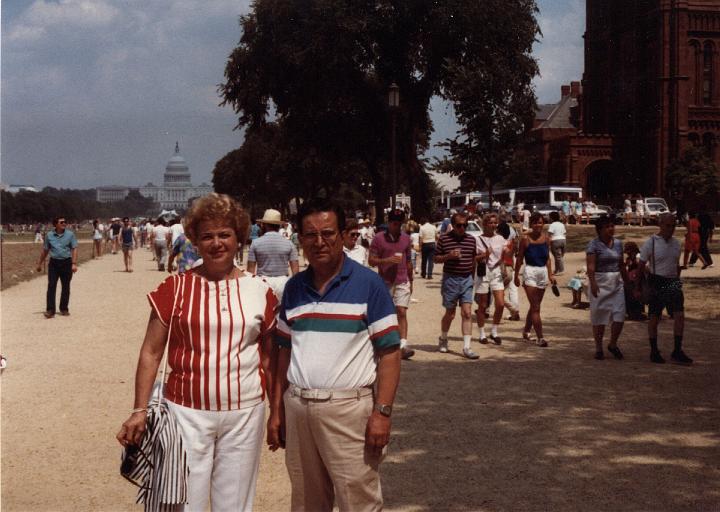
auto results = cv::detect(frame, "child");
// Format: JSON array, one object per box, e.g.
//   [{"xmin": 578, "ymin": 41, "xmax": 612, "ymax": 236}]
[
  {"xmin": 567, "ymin": 267, "xmax": 587, "ymax": 308},
  {"xmin": 623, "ymin": 241, "xmax": 646, "ymax": 320}
]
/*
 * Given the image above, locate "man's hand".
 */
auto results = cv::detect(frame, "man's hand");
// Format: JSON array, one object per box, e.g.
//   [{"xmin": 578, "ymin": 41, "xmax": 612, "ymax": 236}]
[
  {"xmin": 386, "ymin": 254, "xmax": 403, "ymax": 265},
  {"xmin": 72, "ymin": 263, "xmax": 78, "ymax": 273},
  {"xmin": 267, "ymin": 408, "xmax": 286, "ymax": 451},
  {"xmin": 365, "ymin": 410, "xmax": 391, "ymax": 454}
]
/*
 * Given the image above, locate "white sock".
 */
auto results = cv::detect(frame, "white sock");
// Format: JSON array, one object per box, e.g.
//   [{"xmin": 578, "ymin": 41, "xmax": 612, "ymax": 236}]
[
  {"xmin": 463, "ymin": 335, "xmax": 471, "ymax": 350},
  {"xmin": 492, "ymin": 324, "xmax": 499, "ymax": 337},
  {"xmin": 400, "ymin": 338, "xmax": 407, "ymax": 349},
  {"xmin": 479, "ymin": 327, "xmax": 486, "ymax": 340},
  {"xmin": 441, "ymin": 331, "xmax": 448, "ymax": 340}
]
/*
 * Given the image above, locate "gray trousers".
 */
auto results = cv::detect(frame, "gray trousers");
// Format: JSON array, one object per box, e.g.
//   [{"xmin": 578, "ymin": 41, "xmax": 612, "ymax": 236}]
[{"xmin": 551, "ymin": 239, "xmax": 566, "ymax": 273}]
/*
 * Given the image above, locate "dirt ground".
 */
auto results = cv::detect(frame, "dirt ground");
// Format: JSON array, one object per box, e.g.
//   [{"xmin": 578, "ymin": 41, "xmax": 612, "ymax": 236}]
[{"xmin": 1, "ymin": 245, "xmax": 719, "ymax": 511}]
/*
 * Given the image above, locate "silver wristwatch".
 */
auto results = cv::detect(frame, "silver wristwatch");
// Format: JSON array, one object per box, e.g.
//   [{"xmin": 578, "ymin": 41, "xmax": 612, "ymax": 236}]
[{"xmin": 374, "ymin": 403, "xmax": 392, "ymax": 417}]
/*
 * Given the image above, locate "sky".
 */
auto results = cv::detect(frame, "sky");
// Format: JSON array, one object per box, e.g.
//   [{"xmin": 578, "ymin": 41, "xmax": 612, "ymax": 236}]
[{"xmin": 1, "ymin": 0, "xmax": 585, "ymax": 191}]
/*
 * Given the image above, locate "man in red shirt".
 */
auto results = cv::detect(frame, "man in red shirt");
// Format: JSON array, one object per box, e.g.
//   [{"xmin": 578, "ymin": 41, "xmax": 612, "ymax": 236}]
[{"xmin": 369, "ymin": 209, "xmax": 415, "ymax": 360}]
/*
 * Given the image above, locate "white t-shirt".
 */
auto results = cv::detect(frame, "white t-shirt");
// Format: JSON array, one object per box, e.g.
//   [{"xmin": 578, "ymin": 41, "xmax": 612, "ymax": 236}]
[
  {"xmin": 169, "ymin": 223, "xmax": 185, "ymax": 245},
  {"xmin": 477, "ymin": 234, "xmax": 507, "ymax": 268},
  {"xmin": 410, "ymin": 232, "xmax": 420, "ymax": 251},
  {"xmin": 548, "ymin": 221, "xmax": 567, "ymax": 241},
  {"xmin": 640, "ymin": 234, "xmax": 680, "ymax": 278},
  {"xmin": 636, "ymin": 200, "xmax": 645, "ymax": 215},
  {"xmin": 419, "ymin": 222, "xmax": 437, "ymax": 243},
  {"xmin": 153, "ymin": 225, "xmax": 170, "ymax": 243},
  {"xmin": 344, "ymin": 244, "xmax": 367, "ymax": 265}
]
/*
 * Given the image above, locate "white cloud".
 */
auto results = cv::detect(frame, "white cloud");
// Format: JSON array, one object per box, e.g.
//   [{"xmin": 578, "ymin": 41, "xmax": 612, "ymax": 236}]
[{"xmin": 7, "ymin": 0, "xmax": 120, "ymax": 42}]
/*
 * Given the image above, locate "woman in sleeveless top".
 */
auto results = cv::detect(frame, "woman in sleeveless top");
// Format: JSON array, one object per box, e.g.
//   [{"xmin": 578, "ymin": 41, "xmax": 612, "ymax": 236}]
[{"xmin": 514, "ymin": 212, "xmax": 556, "ymax": 347}]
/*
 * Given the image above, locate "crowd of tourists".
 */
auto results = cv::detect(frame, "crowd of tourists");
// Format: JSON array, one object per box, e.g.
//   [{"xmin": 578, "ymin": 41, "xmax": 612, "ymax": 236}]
[{"xmin": 25, "ymin": 191, "xmax": 714, "ymax": 511}]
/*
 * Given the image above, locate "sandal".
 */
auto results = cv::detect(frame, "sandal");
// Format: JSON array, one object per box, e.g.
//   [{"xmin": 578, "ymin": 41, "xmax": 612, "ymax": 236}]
[
  {"xmin": 594, "ymin": 350, "xmax": 604, "ymax": 360},
  {"xmin": 607, "ymin": 345, "xmax": 624, "ymax": 360}
]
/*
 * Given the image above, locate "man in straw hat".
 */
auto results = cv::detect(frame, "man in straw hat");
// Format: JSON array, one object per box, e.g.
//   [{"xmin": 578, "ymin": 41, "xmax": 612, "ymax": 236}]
[{"xmin": 247, "ymin": 208, "xmax": 299, "ymax": 301}]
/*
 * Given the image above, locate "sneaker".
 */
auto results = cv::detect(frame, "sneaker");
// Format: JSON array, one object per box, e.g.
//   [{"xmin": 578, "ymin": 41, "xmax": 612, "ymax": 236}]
[
  {"xmin": 462, "ymin": 348, "xmax": 479, "ymax": 360},
  {"xmin": 671, "ymin": 350, "xmax": 693, "ymax": 364},
  {"xmin": 438, "ymin": 337, "xmax": 448, "ymax": 353},
  {"xmin": 650, "ymin": 350, "xmax": 665, "ymax": 364},
  {"xmin": 401, "ymin": 347, "xmax": 415, "ymax": 360},
  {"xmin": 489, "ymin": 335, "xmax": 502, "ymax": 345},
  {"xmin": 43, "ymin": 311, "xmax": 55, "ymax": 319}
]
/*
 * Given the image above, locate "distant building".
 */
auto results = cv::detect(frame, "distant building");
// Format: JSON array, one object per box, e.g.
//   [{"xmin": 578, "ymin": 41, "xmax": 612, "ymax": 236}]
[
  {"xmin": 528, "ymin": 0, "xmax": 720, "ymax": 201},
  {"xmin": 96, "ymin": 142, "xmax": 213, "ymax": 209}
]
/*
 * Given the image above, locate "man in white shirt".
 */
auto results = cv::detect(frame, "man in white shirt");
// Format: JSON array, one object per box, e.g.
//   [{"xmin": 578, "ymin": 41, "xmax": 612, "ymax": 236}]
[
  {"xmin": 418, "ymin": 217, "xmax": 438, "ymax": 279},
  {"xmin": 547, "ymin": 211, "xmax": 567, "ymax": 275},
  {"xmin": 342, "ymin": 219, "xmax": 367, "ymax": 265},
  {"xmin": 638, "ymin": 214, "xmax": 692, "ymax": 364}
]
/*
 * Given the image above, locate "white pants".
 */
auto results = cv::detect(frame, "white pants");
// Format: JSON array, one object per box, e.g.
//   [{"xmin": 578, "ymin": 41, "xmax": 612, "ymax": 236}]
[
  {"xmin": 504, "ymin": 268, "xmax": 519, "ymax": 312},
  {"xmin": 166, "ymin": 401, "xmax": 265, "ymax": 512}
]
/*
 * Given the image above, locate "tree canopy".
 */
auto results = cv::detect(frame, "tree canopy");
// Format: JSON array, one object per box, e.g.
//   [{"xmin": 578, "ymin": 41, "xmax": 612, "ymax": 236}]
[
  {"xmin": 665, "ymin": 147, "xmax": 720, "ymax": 207},
  {"xmin": 219, "ymin": 0, "xmax": 540, "ymax": 218}
]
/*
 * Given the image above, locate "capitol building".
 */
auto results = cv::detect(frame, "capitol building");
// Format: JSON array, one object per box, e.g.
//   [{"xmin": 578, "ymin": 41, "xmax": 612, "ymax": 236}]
[{"xmin": 96, "ymin": 143, "xmax": 213, "ymax": 210}]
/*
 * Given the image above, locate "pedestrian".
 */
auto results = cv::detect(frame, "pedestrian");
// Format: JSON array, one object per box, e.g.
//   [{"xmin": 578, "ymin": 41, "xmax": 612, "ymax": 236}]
[
  {"xmin": 151, "ymin": 218, "xmax": 170, "ymax": 271},
  {"xmin": 623, "ymin": 242, "xmax": 646, "ymax": 320},
  {"xmin": 92, "ymin": 219, "xmax": 103, "ymax": 259},
  {"xmin": 623, "ymin": 194, "xmax": 633, "ymax": 226},
  {"xmin": 569, "ymin": 199, "xmax": 579, "ymax": 224},
  {"xmin": 369, "ymin": 208, "xmax": 415, "ymax": 360},
  {"xmin": 120, "ymin": 217, "xmax": 137, "ymax": 272},
  {"xmin": 167, "ymin": 232, "xmax": 200, "ymax": 274},
  {"xmin": 521, "ymin": 205, "xmax": 531, "ymax": 232},
  {"xmin": 548, "ymin": 211, "xmax": 567, "ymax": 275},
  {"xmin": 110, "ymin": 217, "xmax": 122, "ymax": 254},
  {"xmin": 418, "ymin": 216, "xmax": 437, "ymax": 279},
  {"xmin": 561, "ymin": 196, "xmax": 571, "ymax": 220},
  {"xmin": 117, "ymin": 193, "xmax": 278, "ymax": 511},
  {"xmin": 247, "ymin": 209, "xmax": 299, "ymax": 302},
  {"xmin": 474, "ymin": 213, "xmax": 511, "ymax": 345},
  {"xmin": 691, "ymin": 211, "xmax": 715, "ymax": 268},
  {"xmin": 408, "ymin": 222, "xmax": 420, "ymax": 275},
  {"xmin": 143, "ymin": 219, "xmax": 154, "ymax": 249},
  {"xmin": 497, "ymin": 216, "xmax": 520, "ymax": 320},
  {"xmin": 514, "ymin": 212, "xmax": 556, "ymax": 347},
  {"xmin": 35, "ymin": 217, "xmax": 78, "ymax": 318},
  {"xmin": 267, "ymin": 198, "xmax": 401, "ymax": 512},
  {"xmin": 682, "ymin": 212, "xmax": 707, "ymax": 268},
  {"xmin": 636, "ymin": 194, "xmax": 645, "ymax": 227},
  {"xmin": 586, "ymin": 216, "xmax": 627, "ymax": 360},
  {"xmin": 342, "ymin": 219, "xmax": 367, "ymax": 265},
  {"xmin": 34, "ymin": 223, "xmax": 43, "ymax": 243},
  {"xmin": 435, "ymin": 212, "xmax": 480, "ymax": 359},
  {"xmin": 637, "ymin": 214, "xmax": 693, "ymax": 364},
  {"xmin": 249, "ymin": 220, "xmax": 261, "ymax": 245},
  {"xmin": 567, "ymin": 267, "xmax": 587, "ymax": 308}
]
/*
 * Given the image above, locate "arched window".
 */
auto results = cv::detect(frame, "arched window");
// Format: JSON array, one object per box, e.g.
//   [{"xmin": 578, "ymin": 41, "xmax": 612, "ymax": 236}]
[
  {"xmin": 703, "ymin": 132, "xmax": 715, "ymax": 159},
  {"xmin": 690, "ymin": 40, "xmax": 702, "ymax": 104},
  {"xmin": 703, "ymin": 41, "xmax": 714, "ymax": 105}
]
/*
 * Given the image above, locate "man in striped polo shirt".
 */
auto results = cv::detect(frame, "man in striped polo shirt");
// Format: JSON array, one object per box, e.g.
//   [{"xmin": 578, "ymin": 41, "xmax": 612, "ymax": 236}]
[
  {"xmin": 247, "ymin": 208, "xmax": 299, "ymax": 301},
  {"xmin": 268, "ymin": 199, "xmax": 401, "ymax": 512},
  {"xmin": 435, "ymin": 212, "xmax": 481, "ymax": 359}
]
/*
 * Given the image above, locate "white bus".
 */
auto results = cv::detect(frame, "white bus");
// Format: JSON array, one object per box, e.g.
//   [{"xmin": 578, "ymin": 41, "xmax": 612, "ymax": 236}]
[{"xmin": 441, "ymin": 186, "xmax": 583, "ymax": 210}]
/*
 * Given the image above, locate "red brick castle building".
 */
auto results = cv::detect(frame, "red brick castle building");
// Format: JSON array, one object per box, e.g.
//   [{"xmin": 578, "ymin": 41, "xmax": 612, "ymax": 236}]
[{"xmin": 531, "ymin": 0, "xmax": 720, "ymax": 201}]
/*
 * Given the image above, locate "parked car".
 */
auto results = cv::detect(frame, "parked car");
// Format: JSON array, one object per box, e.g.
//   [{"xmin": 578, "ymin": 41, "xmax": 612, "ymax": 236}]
[
  {"xmin": 531, "ymin": 203, "xmax": 561, "ymax": 222},
  {"xmin": 643, "ymin": 197, "xmax": 671, "ymax": 222},
  {"xmin": 433, "ymin": 219, "xmax": 483, "ymax": 240}
]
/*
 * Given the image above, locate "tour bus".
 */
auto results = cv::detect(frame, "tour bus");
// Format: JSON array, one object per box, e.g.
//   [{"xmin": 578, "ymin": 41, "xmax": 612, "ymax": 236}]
[{"xmin": 440, "ymin": 186, "xmax": 583, "ymax": 210}]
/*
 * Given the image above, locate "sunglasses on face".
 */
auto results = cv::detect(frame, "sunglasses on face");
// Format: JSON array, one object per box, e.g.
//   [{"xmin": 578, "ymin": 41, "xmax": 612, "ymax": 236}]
[
  {"xmin": 349, "ymin": 232, "xmax": 360, "ymax": 238},
  {"xmin": 58, "ymin": 221, "xmax": 67, "ymax": 224},
  {"xmin": 454, "ymin": 223, "xmax": 468, "ymax": 228}
]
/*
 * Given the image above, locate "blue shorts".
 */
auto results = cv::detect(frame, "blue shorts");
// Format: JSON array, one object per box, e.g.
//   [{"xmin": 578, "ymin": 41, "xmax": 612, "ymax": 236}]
[{"xmin": 441, "ymin": 274, "xmax": 474, "ymax": 309}]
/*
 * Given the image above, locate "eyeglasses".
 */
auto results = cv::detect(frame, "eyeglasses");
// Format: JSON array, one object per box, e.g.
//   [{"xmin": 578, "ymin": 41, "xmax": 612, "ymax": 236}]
[
  {"xmin": 453, "ymin": 223, "xmax": 468, "ymax": 228},
  {"xmin": 301, "ymin": 230, "xmax": 338, "ymax": 242},
  {"xmin": 58, "ymin": 221, "xmax": 67, "ymax": 225},
  {"xmin": 349, "ymin": 232, "xmax": 360, "ymax": 238}
]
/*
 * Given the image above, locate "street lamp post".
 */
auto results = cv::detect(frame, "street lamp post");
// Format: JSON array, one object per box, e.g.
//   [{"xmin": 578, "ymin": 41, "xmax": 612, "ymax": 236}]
[{"xmin": 388, "ymin": 83, "xmax": 400, "ymax": 210}]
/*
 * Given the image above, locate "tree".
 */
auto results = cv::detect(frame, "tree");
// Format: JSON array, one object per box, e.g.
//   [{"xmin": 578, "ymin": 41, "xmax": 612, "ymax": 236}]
[
  {"xmin": 665, "ymin": 147, "xmax": 720, "ymax": 203},
  {"xmin": 220, "ymin": 0, "xmax": 541, "ymax": 219}
]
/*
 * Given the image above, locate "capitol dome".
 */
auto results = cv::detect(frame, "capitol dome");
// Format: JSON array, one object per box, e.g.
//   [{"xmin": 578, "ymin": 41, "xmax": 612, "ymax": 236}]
[{"xmin": 164, "ymin": 142, "xmax": 191, "ymax": 186}]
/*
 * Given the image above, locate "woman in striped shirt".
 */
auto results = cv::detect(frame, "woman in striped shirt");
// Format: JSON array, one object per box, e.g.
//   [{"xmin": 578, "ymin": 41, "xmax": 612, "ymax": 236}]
[{"xmin": 117, "ymin": 193, "xmax": 278, "ymax": 511}]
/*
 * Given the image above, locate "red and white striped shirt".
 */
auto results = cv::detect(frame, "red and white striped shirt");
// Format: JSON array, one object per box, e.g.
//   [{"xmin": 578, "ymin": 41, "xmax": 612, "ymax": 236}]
[{"xmin": 148, "ymin": 272, "xmax": 277, "ymax": 411}]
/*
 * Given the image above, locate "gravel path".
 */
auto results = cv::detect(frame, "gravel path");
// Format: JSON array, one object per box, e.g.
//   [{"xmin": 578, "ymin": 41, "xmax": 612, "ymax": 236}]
[{"xmin": 2, "ymin": 248, "xmax": 719, "ymax": 511}]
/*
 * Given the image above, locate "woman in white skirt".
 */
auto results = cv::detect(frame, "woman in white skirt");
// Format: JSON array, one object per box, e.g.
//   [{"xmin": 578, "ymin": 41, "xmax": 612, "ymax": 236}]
[{"xmin": 586, "ymin": 216, "xmax": 629, "ymax": 360}]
